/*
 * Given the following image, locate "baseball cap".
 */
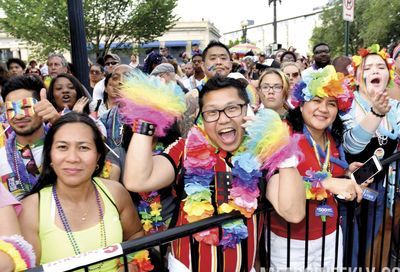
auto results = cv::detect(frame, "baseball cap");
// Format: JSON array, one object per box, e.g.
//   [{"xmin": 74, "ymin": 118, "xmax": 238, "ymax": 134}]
[
  {"xmin": 150, "ymin": 63, "xmax": 175, "ymax": 76},
  {"xmin": 104, "ymin": 53, "xmax": 121, "ymax": 62}
]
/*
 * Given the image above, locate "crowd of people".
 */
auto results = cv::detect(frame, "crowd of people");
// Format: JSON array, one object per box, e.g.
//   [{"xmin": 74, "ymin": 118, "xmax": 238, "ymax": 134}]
[{"xmin": 0, "ymin": 39, "xmax": 399, "ymax": 272}]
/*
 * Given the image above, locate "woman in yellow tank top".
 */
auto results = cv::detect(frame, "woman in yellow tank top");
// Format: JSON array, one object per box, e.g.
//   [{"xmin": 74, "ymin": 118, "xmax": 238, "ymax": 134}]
[{"xmin": 19, "ymin": 112, "xmax": 144, "ymax": 271}]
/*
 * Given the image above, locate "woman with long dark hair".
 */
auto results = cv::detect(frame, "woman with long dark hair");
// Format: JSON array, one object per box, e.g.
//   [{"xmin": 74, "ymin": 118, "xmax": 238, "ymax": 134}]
[
  {"xmin": 47, "ymin": 73, "xmax": 91, "ymax": 114},
  {"xmin": 18, "ymin": 112, "xmax": 145, "ymax": 270},
  {"xmin": 267, "ymin": 65, "xmax": 363, "ymax": 269}
]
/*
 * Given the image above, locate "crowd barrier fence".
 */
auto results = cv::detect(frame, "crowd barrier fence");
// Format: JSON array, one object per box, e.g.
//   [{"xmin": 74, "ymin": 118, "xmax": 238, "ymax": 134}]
[{"xmin": 27, "ymin": 152, "xmax": 400, "ymax": 271}]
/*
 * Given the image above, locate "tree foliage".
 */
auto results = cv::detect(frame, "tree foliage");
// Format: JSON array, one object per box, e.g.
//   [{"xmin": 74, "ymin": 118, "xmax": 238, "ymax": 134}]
[
  {"xmin": 310, "ymin": 0, "xmax": 400, "ymax": 57},
  {"xmin": 0, "ymin": 0, "xmax": 178, "ymax": 57},
  {"xmin": 228, "ymin": 39, "xmax": 241, "ymax": 48}
]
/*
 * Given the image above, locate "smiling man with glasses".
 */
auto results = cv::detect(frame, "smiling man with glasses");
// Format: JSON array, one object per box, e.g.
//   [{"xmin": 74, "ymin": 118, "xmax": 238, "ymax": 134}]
[{"xmin": 124, "ymin": 75, "xmax": 305, "ymax": 271}]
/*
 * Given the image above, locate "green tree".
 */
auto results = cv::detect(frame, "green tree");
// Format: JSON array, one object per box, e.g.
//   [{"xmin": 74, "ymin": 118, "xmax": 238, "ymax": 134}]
[
  {"xmin": 228, "ymin": 39, "xmax": 241, "ymax": 48},
  {"xmin": 310, "ymin": 0, "xmax": 400, "ymax": 57},
  {"xmin": 0, "ymin": 0, "xmax": 178, "ymax": 57}
]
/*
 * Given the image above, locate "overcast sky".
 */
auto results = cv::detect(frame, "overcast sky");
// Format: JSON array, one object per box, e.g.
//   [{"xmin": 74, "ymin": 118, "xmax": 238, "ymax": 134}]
[{"xmin": 174, "ymin": 0, "xmax": 330, "ymax": 34}]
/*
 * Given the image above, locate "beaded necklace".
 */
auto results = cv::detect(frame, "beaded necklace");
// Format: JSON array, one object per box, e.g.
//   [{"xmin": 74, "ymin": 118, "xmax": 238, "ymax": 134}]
[
  {"xmin": 5, "ymin": 132, "xmax": 42, "ymax": 194},
  {"xmin": 52, "ymin": 182, "xmax": 107, "ymax": 269}
]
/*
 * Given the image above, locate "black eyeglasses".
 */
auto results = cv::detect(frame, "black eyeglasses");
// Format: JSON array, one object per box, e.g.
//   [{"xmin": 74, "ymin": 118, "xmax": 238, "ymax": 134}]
[
  {"xmin": 259, "ymin": 84, "xmax": 283, "ymax": 93},
  {"xmin": 105, "ymin": 61, "xmax": 118, "ymax": 66},
  {"xmin": 201, "ymin": 104, "xmax": 246, "ymax": 123}
]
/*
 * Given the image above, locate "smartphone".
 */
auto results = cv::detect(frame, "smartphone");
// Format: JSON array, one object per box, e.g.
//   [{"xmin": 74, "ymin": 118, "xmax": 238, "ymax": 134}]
[{"xmin": 350, "ymin": 155, "xmax": 383, "ymax": 184}]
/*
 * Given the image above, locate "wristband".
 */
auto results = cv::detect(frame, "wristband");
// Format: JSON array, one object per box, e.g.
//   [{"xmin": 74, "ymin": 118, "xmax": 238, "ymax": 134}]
[
  {"xmin": 278, "ymin": 155, "xmax": 299, "ymax": 168},
  {"xmin": 132, "ymin": 119, "xmax": 156, "ymax": 136},
  {"xmin": 370, "ymin": 107, "xmax": 385, "ymax": 118},
  {"xmin": 0, "ymin": 239, "xmax": 28, "ymax": 271}
]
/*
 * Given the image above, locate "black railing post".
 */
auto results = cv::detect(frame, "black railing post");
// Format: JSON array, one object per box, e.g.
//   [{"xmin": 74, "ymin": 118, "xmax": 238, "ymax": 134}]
[{"xmin": 67, "ymin": 0, "xmax": 90, "ymax": 93}]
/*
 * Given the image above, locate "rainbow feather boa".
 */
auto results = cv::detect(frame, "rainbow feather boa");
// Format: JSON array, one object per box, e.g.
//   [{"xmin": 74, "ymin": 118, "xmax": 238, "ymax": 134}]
[
  {"xmin": 183, "ymin": 108, "xmax": 301, "ymax": 249},
  {"xmin": 117, "ymin": 70, "xmax": 186, "ymax": 137}
]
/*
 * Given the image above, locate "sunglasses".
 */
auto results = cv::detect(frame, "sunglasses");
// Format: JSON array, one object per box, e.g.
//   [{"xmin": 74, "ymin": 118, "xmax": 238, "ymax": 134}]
[
  {"xmin": 105, "ymin": 61, "xmax": 118, "ymax": 66},
  {"xmin": 285, "ymin": 72, "xmax": 300, "ymax": 78}
]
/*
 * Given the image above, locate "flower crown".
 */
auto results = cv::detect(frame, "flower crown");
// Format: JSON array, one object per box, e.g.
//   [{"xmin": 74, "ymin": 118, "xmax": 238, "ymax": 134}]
[
  {"xmin": 292, "ymin": 65, "xmax": 354, "ymax": 113},
  {"xmin": 348, "ymin": 44, "xmax": 395, "ymax": 87}
]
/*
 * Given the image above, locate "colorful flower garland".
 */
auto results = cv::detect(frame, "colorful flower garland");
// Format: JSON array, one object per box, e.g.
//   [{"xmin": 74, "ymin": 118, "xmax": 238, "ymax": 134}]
[
  {"xmin": 138, "ymin": 191, "xmax": 166, "ymax": 234},
  {"xmin": 183, "ymin": 109, "xmax": 301, "ymax": 249},
  {"xmin": 117, "ymin": 250, "xmax": 154, "ymax": 272},
  {"xmin": 292, "ymin": 65, "xmax": 354, "ymax": 113},
  {"xmin": 303, "ymin": 170, "xmax": 331, "ymax": 201}
]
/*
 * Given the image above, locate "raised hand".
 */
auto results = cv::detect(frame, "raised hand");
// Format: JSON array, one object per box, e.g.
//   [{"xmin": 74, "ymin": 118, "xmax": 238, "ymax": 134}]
[
  {"xmin": 72, "ymin": 97, "xmax": 89, "ymax": 113},
  {"xmin": 34, "ymin": 88, "xmax": 60, "ymax": 124},
  {"xmin": 370, "ymin": 90, "xmax": 390, "ymax": 116}
]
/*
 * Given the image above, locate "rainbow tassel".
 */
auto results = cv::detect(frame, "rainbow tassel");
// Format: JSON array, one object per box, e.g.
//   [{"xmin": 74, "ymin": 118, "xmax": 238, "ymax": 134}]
[
  {"xmin": 245, "ymin": 109, "xmax": 302, "ymax": 178},
  {"xmin": 118, "ymin": 70, "xmax": 186, "ymax": 136}
]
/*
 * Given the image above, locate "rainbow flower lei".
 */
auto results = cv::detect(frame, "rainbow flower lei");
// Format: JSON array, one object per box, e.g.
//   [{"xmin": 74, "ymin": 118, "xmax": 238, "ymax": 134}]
[
  {"xmin": 303, "ymin": 170, "xmax": 331, "ymax": 201},
  {"xmin": 348, "ymin": 44, "xmax": 395, "ymax": 88},
  {"xmin": 292, "ymin": 65, "xmax": 354, "ymax": 113},
  {"xmin": 117, "ymin": 250, "xmax": 154, "ymax": 272},
  {"xmin": 183, "ymin": 109, "xmax": 301, "ymax": 249},
  {"xmin": 138, "ymin": 191, "xmax": 166, "ymax": 234}
]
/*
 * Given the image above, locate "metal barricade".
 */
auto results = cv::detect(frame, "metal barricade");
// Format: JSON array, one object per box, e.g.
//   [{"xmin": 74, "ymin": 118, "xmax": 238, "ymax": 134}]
[{"xmin": 26, "ymin": 152, "xmax": 400, "ymax": 271}]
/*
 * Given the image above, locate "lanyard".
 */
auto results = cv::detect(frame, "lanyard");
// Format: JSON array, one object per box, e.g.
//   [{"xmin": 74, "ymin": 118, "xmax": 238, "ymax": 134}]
[{"xmin": 311, "ymin": 134, "xmax": 330, "ymax": 172}]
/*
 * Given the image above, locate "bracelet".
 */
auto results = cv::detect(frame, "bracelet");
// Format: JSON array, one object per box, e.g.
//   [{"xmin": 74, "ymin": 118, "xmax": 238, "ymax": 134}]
[
  {"xmin": 132, "ymin": 119, "xmax": 156, "ymax": 136},
  {"xmin": 370, "ymin": 107, "xmax": 385, "ymax": 118},
  {"xmin": 1, "ymin": 235, "xmax": 36, "ymax": 269},
  {"xmin": 0, "ymin": 239, "xmax": 28, "ymax": 271},
  {"xmin": 278, "ymin": 155, "xmax": 299, "ymax": 168}
]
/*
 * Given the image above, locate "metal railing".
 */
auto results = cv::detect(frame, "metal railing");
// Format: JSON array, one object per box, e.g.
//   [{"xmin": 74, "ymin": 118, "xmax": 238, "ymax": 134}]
[{"xmin": 27, "ymin": 152, "xmax": 400, "ymax": 271}]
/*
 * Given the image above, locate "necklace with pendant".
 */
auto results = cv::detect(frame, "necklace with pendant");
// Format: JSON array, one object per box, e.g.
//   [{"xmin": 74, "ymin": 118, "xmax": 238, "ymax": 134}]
[{"xmin": 52, "ymin": 181, "xmax": 107, "ymax": 270}]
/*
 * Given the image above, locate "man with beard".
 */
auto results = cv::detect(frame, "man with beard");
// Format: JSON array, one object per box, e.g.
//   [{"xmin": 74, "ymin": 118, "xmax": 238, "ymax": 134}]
[
  {"xmin": 0, "ymin": 75, "xmax": 59, "ymax": 199},
  {"xmin": 302, "ymin": 43, "xmax": 331, "ymax": 76},
  {"xmin": 179, "ymin": 41, "xmax": 233, "ymax": 136}
]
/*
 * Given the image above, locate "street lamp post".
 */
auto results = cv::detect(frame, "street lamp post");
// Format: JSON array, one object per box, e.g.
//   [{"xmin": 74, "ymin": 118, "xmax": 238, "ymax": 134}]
[
  {"xmin": 240, "ymin": 20, "xmax": 255, "ymax": 43},
  {"xmin": 241, "ymin": 20, "xmax": 249, "ymax": 43},
  {"xmin": 268, "ymin": 0, "xmax": 282, "ymax": 45}
]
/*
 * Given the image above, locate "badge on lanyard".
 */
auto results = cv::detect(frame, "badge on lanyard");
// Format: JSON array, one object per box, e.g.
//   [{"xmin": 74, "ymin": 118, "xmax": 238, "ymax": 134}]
[
  {"xmin": 374, "ymin": 147, "xmax": 385, "ymax": 160},
  {"xmin": 315, "ymin": 203, "xmax": 334, "ymax": 222}
]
